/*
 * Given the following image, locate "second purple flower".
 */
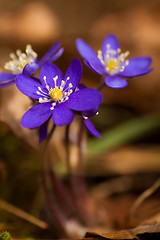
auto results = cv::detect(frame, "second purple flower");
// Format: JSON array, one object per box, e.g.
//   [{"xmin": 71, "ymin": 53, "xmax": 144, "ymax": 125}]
[{"xmin": 76, "ymin": 34, "xmax": 153, "ymax": 89}]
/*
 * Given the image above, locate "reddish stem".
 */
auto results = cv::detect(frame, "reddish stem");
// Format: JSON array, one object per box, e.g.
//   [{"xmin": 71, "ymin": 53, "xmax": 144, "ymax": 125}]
[
  {"xmin": 76, "ymin": 119, "xmax": 94, "ymax": 226},
  {"xmin": 48, "ymin": 156, "xmax": 76, "ymax": 217},
  {"xmin": 41, "ymin": 144, "xmax": 68, "ymax": 236}
]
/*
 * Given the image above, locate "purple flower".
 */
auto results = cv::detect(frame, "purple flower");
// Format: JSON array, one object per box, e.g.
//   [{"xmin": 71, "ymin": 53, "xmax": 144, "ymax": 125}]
[
  {"xmin": 0, "ymin": 41, "xmax": 63, "ymax": 88},
  {"xmin": 76, "ymin": 34, "xmax": 153, "ymax": 89},
  {"xmin": 16, "ymin": 59, "xmax": 102, "ymax": 141}
]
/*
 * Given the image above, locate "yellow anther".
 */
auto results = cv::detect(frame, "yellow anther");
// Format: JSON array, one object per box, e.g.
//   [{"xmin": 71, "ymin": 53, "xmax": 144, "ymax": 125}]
[
  {"xmin": 49, "ymin": 87, "xmax": 62, "ymax": 102},
  {"xmin": 107, "ymin": 59, "xmax": 119, "ymax": 72},
  {"xmin": 20, "ymin": 60, "xmax": 29, "ymax": 69}
]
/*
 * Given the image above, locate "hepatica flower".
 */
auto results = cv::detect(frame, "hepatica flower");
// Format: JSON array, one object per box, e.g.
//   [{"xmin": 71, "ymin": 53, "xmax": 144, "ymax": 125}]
[
  {"xmin": 16, "ymin": 59, "xmax": 102, "ymax": 141},
  {"xmin": 76, "ymin": 34, "xmax": 153, "ymax": 89},
  {"xmin": 0, "ymin": 41, "xmax": 63, "ymax": 88}
]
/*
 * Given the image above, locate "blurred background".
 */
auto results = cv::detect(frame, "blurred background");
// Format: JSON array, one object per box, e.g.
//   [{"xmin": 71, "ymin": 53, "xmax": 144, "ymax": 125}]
[{"xmin": 0, "ymin": 0, "xmax": 160, "ymax": 238}]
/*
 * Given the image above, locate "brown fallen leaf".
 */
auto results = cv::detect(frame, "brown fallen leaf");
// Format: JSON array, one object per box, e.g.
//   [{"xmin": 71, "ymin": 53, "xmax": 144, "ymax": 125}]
[
  {"xmin": 0, "ymin": 86, "xmax": 39, "ymax": 149},
  {"xmin": 85, "ymin": 222, "xmax": 160, "ymax": 240}
]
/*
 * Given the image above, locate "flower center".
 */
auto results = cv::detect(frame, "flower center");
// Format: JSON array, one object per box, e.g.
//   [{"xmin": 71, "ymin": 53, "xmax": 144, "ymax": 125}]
[
  {"xmin": 97, "ymin": 44, "xmax": 129, "ymax": 75},
  {"xmin": 4, "ymin": 44, "xmax": 38, "ymax": 74},
  {"xmin": 107, "ymin": 59, "xmax": 119, "ymax": 72},
  {"xmin": 49, "ymin": 87, "xmax": 63, "ymax": 102},
  {"xmin": 37, "ymin": 75, "xmax": 73, "ymax": 111}
]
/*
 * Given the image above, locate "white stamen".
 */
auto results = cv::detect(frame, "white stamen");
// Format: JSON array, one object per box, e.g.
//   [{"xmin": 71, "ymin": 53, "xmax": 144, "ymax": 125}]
[
  {"xmin": 83, "ymin": 116, "xmax": 88, "ymax": 119},
  {"xmin": 69, "ymin": 83, "xmax": 73, "ymax": 88},
  {"xmin": 4, "ymin": 45, "xmax": 38, "ymax": 74},
  {"xmin": 97, "ymin": 44, "xmax": 130, "ymax": 75},
  {"xmin": 39, "ymin": 97, "xmax": 51, "ymax": 103},
  {"xmin": 50, "ymin": 102, "xmax": 56, "ymax": 110},
  {"xmin": 53, "ymin": 75, "xmax": 58, "ymax": 88},
  {"xmin": 37, "ymin": 86, "xmax": 50, "ymax": 97},
  {"xmin": 43, "ymin": 76, "xmax": 50, "ymax": 91}
]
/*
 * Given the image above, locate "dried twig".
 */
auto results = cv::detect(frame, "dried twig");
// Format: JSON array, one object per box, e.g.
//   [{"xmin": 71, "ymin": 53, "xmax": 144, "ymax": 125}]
[
  {"xmin": 128, "ymin": 178, "xmax": 160, "ymax": 223},
  {"xmin": 0, "ymin": 198, "xmax": 48, "ymax": 229}
]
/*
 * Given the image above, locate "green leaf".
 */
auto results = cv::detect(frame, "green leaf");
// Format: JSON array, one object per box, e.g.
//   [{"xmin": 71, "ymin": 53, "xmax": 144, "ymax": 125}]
[
  {"xmin": 0, "ymin": 232, "xmax": 11, "ymax": 240},
  {"xmin": 88, "ymin": 113, "xmax": 160, "ymax": 155}
]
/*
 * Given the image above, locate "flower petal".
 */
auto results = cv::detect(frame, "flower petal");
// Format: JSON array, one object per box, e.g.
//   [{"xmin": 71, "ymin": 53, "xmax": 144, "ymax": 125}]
[
  {"xmin": 22, "ymin": 62, "xmax": 39, "ymax": 76},
  {"xmin": 40, "ymin": 63, "xmax": 63, "ymax": 89},
  {"xmin": 46, "ymin": 48, "xmax": 64, "ymax": 63},
  {"xmin": 64, "ymin": 88, "xmax": 103, "ymax": 111},
  {"xmin": 78, "ymin": 84, "xmax": 100, "ymax": 117},
  {"xmin": 0, "ymin": 79, "xmax": 15, "ymax": 88},
  {"xmin": 105, "ymin": 75, "xmax": 128, "ymax": 89},
  {"xmin": 119, "ymin": 57, "xmax": 153, "ymax": 77},
  {"xmin": 0, "ymin": 72, "xmax": 16, "ymax": 88},
  {"xmin": 0, "ymin": 72, "xmax": 16, "ymax": 82},
  {"xmin": 52, "ymin": 103, "xmax": 74, "ymax": 126},
  {"xmin": 21, "ymin": 103, "xmax": 52, "ymax": 129},
  {"xmin": 84, "ymin": 59, "xmax": 103, "ymax": 74},
  {"xmin": 102, "ymin": 34, "xmax": 120, "ymax": 57},
  {"xmin": 39, "ymin": 121, "xmax": 48, "ymax": 143},
  {"xmin": 38, "ymin": 41, "xmax": 61, "ymax": 66},
  {"xmin": 82, "ymin": 106, "xmax": 99, "ymax": 118},
  {"xmin": 16, "ymin": 74, "xmax": 48, "ymax": 100},
  {"xmin": 77, "ymin": 83, "xmax": 86, "ymax": 89},
  {"xmin": 83, "ymin": 118, "xmax": 101, "ymax": 138},
  {"xmin": 76, "ymin": 38, "xmax": 106, "ymax": 75},
  {"xmin": 64, "ymin": 58, "xmax": 82, "ymax": 91}
]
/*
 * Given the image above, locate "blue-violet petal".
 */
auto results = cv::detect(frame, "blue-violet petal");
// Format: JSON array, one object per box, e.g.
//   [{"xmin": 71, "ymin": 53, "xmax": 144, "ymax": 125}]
[
  {"xmin": 120, "ymin": 57, "xmax": 153, "ymax": 77},
  {"xmin": 52, "ymin": 103, "xmax": 74, "ymax": 126},
  {"xmin": 38, "ymin": 41, "xmax": 61, "ymax": 66},
  {"xmin": 22, "ymin": 62, "xmax": 39, "ymax": 76},
  {"xmin": 0, "ymin": 79, "xmax": 15, "ymax": 88},
  {"xmin": 16, "ymin": 74, "xmax": 48, "ymax": 100},
  {"xmin": 65, "ymin": 88, "xmax": 102, "ymax": 111},
  {"xmin": 102, "ymin": 34, "xmax": 120, "ymax": 57},
  {"xmin": 21, "ymin": 103, "xmax": 52, "ymax": 129},
  {"xmin": 40, "ymin": 63, "xmax": 63, "ymax": 89},
  {"xmin": 76, "ymin": 38, "xmax": 106, "ymax": 75},
  {"xmin": 39, "ymin": 121, "xmax": 48, "ymax": 143},
  {"xmin": 64, "ymin": 58, "xmax": 82, "ymax": 91},
  {"xmin": 0, "ymin": 72, "xmax": 16, "ymax": 82},
  {"xmin": 105, "ymin": 75, "xmax": 128, "ymax": 89},
  {"xmin": 83, "ymin": 118, "xmax": 101, "ymax": 138}
]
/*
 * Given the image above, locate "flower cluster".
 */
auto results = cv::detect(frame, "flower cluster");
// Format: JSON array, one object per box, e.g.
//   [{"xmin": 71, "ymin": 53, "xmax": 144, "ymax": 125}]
[{"xmin": 0, "ymin": 34, "xmax": 153, "ymax": 141}]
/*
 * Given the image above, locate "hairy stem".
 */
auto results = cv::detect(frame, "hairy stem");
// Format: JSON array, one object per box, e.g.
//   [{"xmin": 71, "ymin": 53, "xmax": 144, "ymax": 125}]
[
  {"xmin": 48, "ymin": 156, "xmax": 76, "ymax": 217},
  {"xmin": 65, "ymin": 125, "xmax": 78, "ymax": 210},
  {"xmin": 76, "ymin": 119, "xmax": 94, "ymax": 226},
  {"xmin": 97, "ymin": 76, "xmax": 106, "ymax": 91},
  {"xmin": 41, "ymin": 141, "xmax": 68, "ymax": 236}
]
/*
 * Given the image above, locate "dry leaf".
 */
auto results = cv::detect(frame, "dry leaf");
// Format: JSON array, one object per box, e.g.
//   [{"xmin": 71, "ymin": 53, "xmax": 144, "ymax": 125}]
[
  {"xmin": 0, "ymin": 86, "xmax": 39, "ymax": 149},
  {"xmin": 85, "ymin": 222, "xmax": 160, "ymax": 240}
]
